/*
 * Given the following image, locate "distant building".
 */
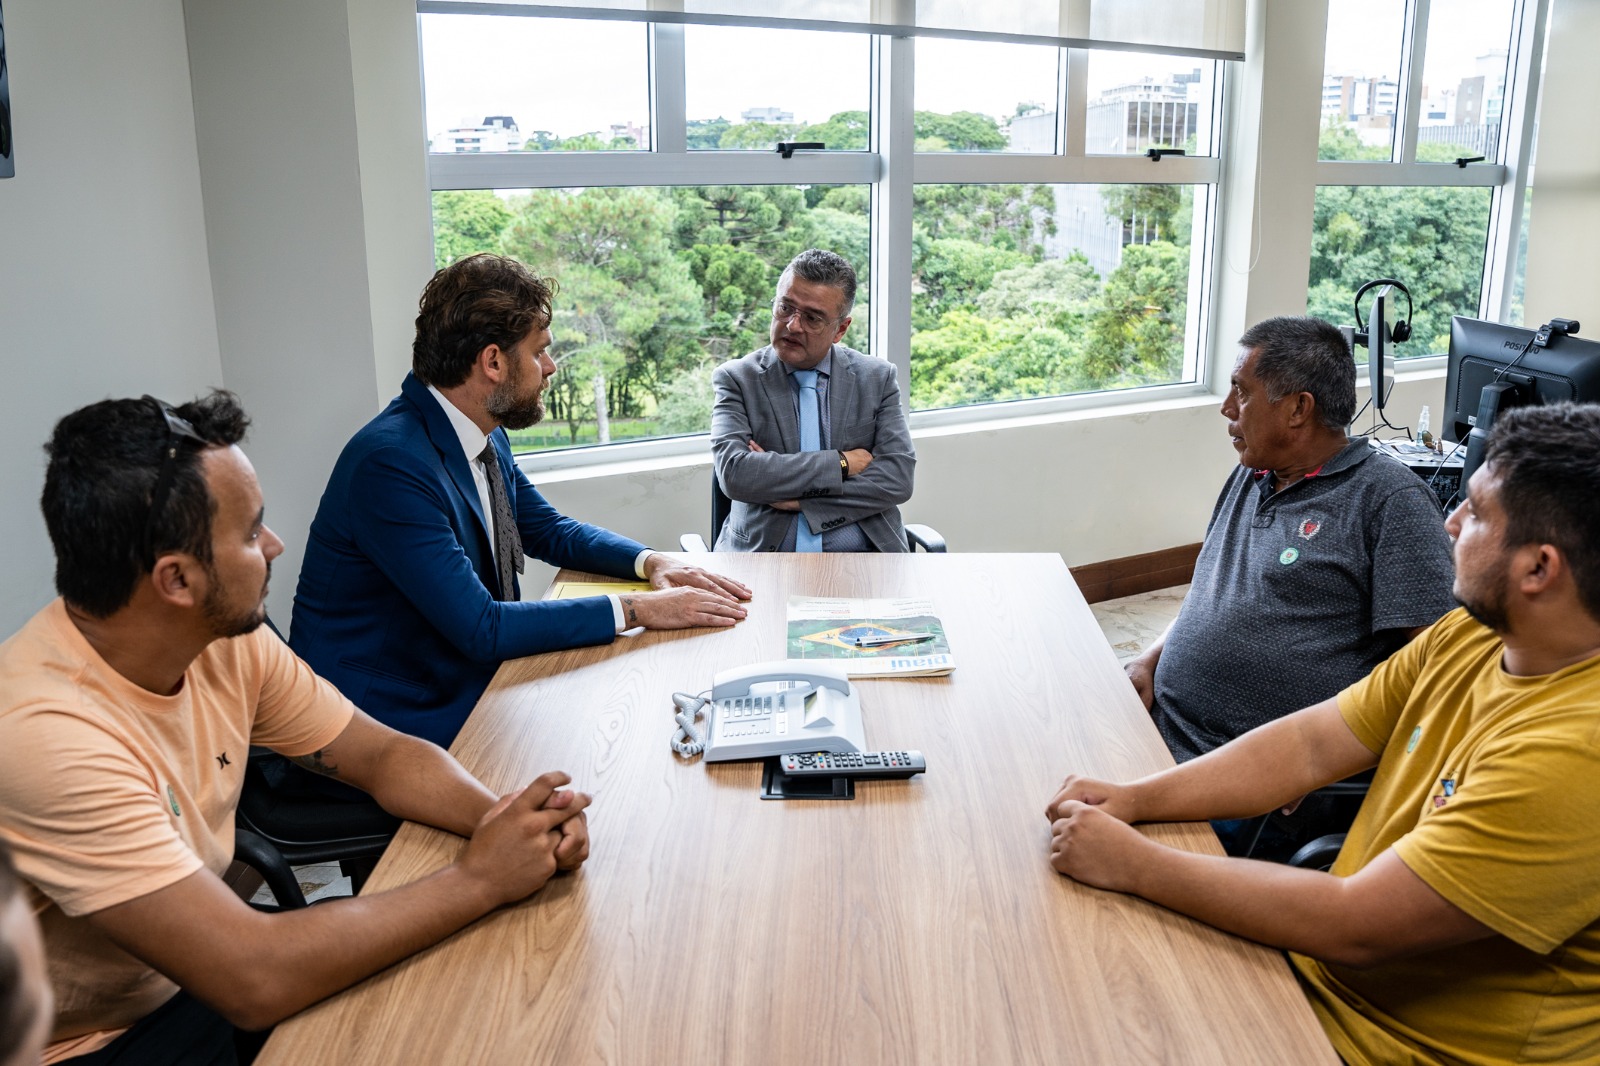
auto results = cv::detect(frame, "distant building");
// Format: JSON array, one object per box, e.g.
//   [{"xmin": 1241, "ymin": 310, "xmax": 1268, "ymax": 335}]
[
  {"xmin": 741, "ymin": 106, "xmax": 794, "ymax": 124},
  {"xmin": 1007, "ymin": 71, "xmax": 1204, "ymax": 279},
  {"xmin": 436, "ymin": 115, "xmax": 521, "ymax": 153}
]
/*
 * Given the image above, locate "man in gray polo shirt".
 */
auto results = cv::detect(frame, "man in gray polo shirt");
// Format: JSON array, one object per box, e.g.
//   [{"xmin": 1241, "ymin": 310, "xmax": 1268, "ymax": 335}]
[{"xmin": 1125, "ymin": 316, "xmax": 1456, "ymax": 850}]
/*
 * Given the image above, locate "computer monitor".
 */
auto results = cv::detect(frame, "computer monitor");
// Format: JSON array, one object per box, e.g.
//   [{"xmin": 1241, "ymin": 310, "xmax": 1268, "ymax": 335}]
[
  {"xmin": 1446, "ymin": 315, "xmax": 1600, "ymax": 487},
  {"xmin": 1367, "ymin": 286, "xmax": 1398, "ymax": 412}
]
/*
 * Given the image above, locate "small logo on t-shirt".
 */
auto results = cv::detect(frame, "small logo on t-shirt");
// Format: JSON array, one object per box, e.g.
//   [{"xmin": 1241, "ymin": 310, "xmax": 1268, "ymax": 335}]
[
  {"xmin": 1406, "ymin": 726, "xmax": 1422, "ymax": 752},
  {"xmin": 216, "ymin": 751, "xmax": 231, "ymax": 770},
  {"xmin": 1433, "ymin": 776, "xmax": 1457, "ymax": 809},
  {"xmin": 166, "ymin": 785, "xmax": 181, "ymax": 818},
  {"xmin": 1297, "ymin": 518, "xmax": 1322, "ymax": 540},
  {"xmin": 1279, "ymin": 547, "xmax": 1300, "ymax": 565}
]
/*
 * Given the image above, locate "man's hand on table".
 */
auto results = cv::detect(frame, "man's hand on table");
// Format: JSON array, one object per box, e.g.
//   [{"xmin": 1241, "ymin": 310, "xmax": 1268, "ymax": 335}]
[
  {"xmin": 460, "ymin": 772, "xmax": 592, "ymax": 906},
  {"xmin": 643, "ymin": 552, "xmax": 753, "ymax": 602},
  {"xmin": 1045, "ymin": 774, "xmax": 1140, "ymax": 825},
  {"xmin": 1048, "ymin": 801, "xmax": 1155, "ymax": 892},
  {"xmin": 1124, "ymin": 655, "xmax": 1157, "ymax": 712},
  {"xmin": 618, "ymin": 587, "xmax": 747, "ymax": 630}
]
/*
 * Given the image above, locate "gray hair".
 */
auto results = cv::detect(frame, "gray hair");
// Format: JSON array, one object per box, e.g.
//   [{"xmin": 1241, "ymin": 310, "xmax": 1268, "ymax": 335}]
[
  {"xmin": 1237, "ymin": 316, "xmax": 1356, "ymax": 430},
  {"xmin": 781, "ymin": 248, "xmax": 857, "ymax": 319}
]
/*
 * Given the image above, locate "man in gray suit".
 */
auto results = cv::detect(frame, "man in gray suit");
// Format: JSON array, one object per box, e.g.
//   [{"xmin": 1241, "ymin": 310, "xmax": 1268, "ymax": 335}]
[{"xmin": 711, "ymin": 250, "xmax": 915, "ymax": 552}]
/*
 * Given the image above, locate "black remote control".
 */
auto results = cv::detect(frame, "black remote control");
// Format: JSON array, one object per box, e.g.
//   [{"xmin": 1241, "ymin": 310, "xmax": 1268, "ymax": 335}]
[{"xmin": 779, "ymin": 750, "xmax": 925, "ymax": 778}]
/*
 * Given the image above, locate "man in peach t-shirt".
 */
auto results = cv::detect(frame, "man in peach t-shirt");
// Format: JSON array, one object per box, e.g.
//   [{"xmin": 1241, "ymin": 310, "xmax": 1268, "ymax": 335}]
[{"xmin": 0, "ymin": 392, "xmax": 591, "ymax": 1065}]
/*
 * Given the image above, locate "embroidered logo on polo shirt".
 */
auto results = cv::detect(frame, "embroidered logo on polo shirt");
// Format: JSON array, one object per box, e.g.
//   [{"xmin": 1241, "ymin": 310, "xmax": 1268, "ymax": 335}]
[
  {"xmin": 167, "ymin": 785, "xmax": 182, "ymax": 818},
  {"xmin": 1297, "ymin": 518, "xmax": 1322, "ymax": 540},
  {"xmin": 1279, "ymin": 547, "xmax": 1300, "ymax": 565}
]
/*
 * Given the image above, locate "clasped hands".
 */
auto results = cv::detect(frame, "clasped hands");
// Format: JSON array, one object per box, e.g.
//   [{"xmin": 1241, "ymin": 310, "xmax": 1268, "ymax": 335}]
[{"xmin": 1043, "ymin": 775, "xmax": 1153, "ymax": 893}]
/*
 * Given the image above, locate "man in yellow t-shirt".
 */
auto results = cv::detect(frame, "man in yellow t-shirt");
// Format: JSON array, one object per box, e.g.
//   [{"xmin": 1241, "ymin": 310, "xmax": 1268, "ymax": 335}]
[
  {"xmin": 0, "ymin": 392, "xmax": 593, "ymax": 1065},
  {"xmin": 1045, "ymin": 402, "xmax": 1600, "ymax": 1065}
]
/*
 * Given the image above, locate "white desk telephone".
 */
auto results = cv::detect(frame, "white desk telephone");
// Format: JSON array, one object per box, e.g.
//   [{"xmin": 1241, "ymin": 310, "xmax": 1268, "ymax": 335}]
[{"xmin": 671, "ymin": 660, "xmax": 866, "ymax": 762}]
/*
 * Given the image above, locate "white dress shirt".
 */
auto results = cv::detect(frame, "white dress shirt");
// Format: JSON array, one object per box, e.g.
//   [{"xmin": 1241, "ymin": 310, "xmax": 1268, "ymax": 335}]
[{"xmin": 425, "ymin": 385, "xmax": 650, "ymax": 632}]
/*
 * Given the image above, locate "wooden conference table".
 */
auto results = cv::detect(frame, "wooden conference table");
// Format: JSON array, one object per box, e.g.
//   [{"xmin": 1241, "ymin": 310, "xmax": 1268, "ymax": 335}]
[{"xmin": 260, "ymin": 553, "xmax": 1335, "ymax": 1065}]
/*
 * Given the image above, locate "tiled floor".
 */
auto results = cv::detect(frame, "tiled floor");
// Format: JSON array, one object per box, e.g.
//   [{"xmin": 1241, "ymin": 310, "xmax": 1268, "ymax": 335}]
[
  {"xmin": 250, "ymin": 864, "xmax": 352, "ymax": 908},
  {"xmin": 248, "ymin": 587, "xmax": 1190, "ymax": 907},
  {"xmin": 1089, "ymin": 584, "xmax": 1188, "ymax": 664}
]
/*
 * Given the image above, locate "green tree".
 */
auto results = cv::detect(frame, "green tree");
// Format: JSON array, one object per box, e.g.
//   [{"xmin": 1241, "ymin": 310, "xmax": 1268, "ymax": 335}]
[
  {"xmin": 686, "ymin": 117, "xmax": 731, "ymax": 150},
  {"xmin": 913, "ymin": 110, "xmax": 1007, "ymax": 151},
  {"xmin": 911, "ymin": 238, "xmax": 1027, "ymax": 330},
  {"xmin": 1085, "ymin": 240, "xmax": 1190, "ymax": 387},
  {"xmin": 1307, "ymin": 184, "xmax": 1492, "ymax": 353},
  {"xmin": 1100, "ymin": 184, "xmax": 1185, "ymax": 245},
  {"xmin": 794, "ymin": 111, "xmax": 869, "ymax": 151},
  {"xmin": 910, "ymin": 311, "xmax": 1089, "ymax": 409},
  {"xmin": 430, "ymin": 190, "xmax": 511, "ymax": 269},
  {"xmin": 718, "ymin": 122, "xmax": 801, "ymax": 150},
  {"xmin": 976, "ymin": 255, "xmax": 1101, "ymax": 322},
  {"xmin": 500, "ymin": 188, "xmax": 705, "ymax": 442},
  {"xmin": 654, "ymin": 361, "xmax": 718, "ymax": 434},
  {"xmin": 1317, "ymin": 120, "xmax": 1390, "ymax": 161}
]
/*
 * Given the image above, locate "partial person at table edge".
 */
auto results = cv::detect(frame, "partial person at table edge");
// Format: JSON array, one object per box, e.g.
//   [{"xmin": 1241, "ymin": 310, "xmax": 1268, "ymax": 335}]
[
  {"xmin": 291, "ymin": 252, "xmax": 751, "ymax": 754},
  {"xmin": 0, "ymin": 840, "xmax": 51, "ymax": 1066},
  {"xmin": 711, "ymin": 249, "xmax": 916, "ymax": 552},
  {"xmin": 1047, "ymin": 403, "xmax": 1600, "ymax": 1066},
  {"xmin": 0, "ymin": 392, "xmax": 591, "ymax": 1064}
]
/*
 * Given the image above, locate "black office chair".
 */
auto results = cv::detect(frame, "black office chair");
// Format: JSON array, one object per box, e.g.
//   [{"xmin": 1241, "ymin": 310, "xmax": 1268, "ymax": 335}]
[
  {"xmin": 1234, "ymin": 775, "xmax": 1370, "ymax": 862},
  {"xmin": 1287, "ymin": 833, "xmax": 1347, "ymax": 872},
  {"xmin": 679, "ymin": 476, "xmax": 946, "ymax": 553},
  {"xmin": 233, "ymin": 619, "xmax": 400, "ymax": 909},
  {"xmin": 234, "ymin": 749, "xmax": 399, "ymax": 909}
]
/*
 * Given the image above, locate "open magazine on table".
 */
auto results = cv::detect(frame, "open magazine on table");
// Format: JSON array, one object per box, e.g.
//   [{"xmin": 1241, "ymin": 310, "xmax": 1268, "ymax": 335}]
[{"xmin": 785, "ymin": 596, "xmax": 954, "ymax": 678}]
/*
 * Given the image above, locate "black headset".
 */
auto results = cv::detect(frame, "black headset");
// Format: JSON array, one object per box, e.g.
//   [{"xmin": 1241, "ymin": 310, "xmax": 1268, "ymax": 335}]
[{"xmin": 1353, "ymin": 277, "xmax": 1413, "ymax": 344}]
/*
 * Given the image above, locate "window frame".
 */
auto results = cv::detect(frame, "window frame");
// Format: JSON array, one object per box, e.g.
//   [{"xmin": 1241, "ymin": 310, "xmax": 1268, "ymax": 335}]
[
  {"xmin": 1311, "ymin": 0, "xmax": 1549, "ymax": 340},
  {"xmin": 415, "ymin": 9, "xmax": 1250, "ymax": 467}
]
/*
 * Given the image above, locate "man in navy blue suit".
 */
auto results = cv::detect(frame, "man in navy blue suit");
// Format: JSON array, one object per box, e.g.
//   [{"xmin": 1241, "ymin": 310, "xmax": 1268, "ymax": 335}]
[{"xmin": 291, "ymin": 254, "xmax": 750, "ymax": 751}]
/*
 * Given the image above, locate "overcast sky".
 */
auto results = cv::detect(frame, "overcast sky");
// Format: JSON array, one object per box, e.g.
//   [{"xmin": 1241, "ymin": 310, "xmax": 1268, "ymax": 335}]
[{"xmin": 420, "ymin": 2, "xmax": 1518, "ymax": 141}]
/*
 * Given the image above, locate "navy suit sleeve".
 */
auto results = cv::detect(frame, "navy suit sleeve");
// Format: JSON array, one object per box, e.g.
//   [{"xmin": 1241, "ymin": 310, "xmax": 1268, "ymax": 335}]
[
  {"xmin": 344, "ymin": 445, "xmax": 618, "ymax": 662},
  {"xmin": 507, "ymin": 451, "xmax": 649, "ymax": 576}
]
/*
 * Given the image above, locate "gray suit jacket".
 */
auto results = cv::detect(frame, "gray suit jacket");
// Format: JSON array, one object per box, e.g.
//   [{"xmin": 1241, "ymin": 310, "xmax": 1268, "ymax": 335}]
[{"xmin": 711, "ymin": 344, "xmax": 915, "ymax": 552}]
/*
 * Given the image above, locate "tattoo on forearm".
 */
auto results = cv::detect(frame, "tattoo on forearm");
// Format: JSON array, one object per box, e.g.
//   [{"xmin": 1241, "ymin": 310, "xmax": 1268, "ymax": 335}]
[
  {"xmin": 621, "ymin": 596, "xmax": 640, "ymax": 625},
  {"xmin": 292, "ymin": 749, "xmax": 340, "ymax": 778}
]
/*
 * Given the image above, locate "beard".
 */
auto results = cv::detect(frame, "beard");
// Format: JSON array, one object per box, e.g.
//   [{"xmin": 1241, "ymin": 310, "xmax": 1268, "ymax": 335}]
[
  {"xmin": 1455, "ymin": 576, "xmax": 1510, "ymax": 633},
  {"xmin": 486, "ymin": 362, "xmax": 546, "ymax": 430},
  {"xmin": 202, "ymin": 562, "xmax": 270, "ymax": 639}
]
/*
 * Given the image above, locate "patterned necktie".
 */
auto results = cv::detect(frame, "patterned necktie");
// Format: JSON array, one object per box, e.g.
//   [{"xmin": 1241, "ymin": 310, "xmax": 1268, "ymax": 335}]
[
  {"xmin": 478, "ymin": 443, "xmax": 524, "ymax": 599},
  {"xmin": 794, "ymin": 369, "xmax": 823, "ymax": 553}
]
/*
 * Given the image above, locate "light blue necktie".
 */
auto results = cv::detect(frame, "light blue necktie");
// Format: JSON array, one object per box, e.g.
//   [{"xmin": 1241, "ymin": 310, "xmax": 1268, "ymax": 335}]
[{"xmin": 794, "ymin": 368, "xmax": 823, "ymax": 552}]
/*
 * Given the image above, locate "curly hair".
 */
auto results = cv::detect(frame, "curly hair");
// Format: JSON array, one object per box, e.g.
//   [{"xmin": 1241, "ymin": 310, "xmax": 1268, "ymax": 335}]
[
  {"xmin": 413, "ymin": 253, "xmax": 556, "ymax": 388},
  {"xmin": 41, "ymin": 391, "xmax": 250, "ymax": 617}
]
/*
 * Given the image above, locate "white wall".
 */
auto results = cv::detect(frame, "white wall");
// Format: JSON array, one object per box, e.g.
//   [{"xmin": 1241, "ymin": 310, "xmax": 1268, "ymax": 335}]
[
  {"xmin": 181, "ymin": 0, "xmax": 434, "ymax": 625},
  {"xmin": 0, "ymin": 0, "xmax": 1587, "ymax": 639},
  {"xmin": 1523, "ymin": 0, "xmax": 1600, "ymax": 327},
  {"xmin": 0, "ymin": 0, "xmax": 222, "ymax": 636}
]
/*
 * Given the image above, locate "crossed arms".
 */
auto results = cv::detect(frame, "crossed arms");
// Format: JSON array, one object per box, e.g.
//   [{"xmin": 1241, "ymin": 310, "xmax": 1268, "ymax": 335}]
[
  {"xmin": 711, "ymin": 358, "xmax": 914, "ymax": 531},
  {"xmin": 1045, "ymin": 699, "xmax": 1493, "ymax": 968}
]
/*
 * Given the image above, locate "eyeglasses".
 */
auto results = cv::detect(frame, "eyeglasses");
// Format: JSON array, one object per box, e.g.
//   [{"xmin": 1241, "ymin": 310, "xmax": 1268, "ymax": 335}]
[
  {"xmin": 771, "ymin": 299, "xmax": 840, "ymax": 334},
  {"xmin": 141, "ymin": 396, "xmax": 209, "ymax": 565}
]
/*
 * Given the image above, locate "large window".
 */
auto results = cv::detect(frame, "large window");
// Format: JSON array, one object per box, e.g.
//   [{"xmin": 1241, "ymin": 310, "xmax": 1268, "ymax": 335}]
[
  {"xmin": 421, "ymin": 6, "xmax": 1224, "ymax": 455},
  {"xmin": 1312, "ymin": 0, "xmax": 1534, "ymax": 357},
  {"xmin": 910, "ymin": 183, "xmax": 1206, "ymax": 409},
  {"xmin": 432, "ymin": 184, "xmax": 870, "ymax": 450}
]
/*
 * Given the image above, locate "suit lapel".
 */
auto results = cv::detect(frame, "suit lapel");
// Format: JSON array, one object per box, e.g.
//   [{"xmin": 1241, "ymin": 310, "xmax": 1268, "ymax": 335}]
[
  {"xmin": 828, "ymin": 347, "xmax": 854, "ymax": 439},
  {"xmin": 401, "ymin": 373, "xmax": 493, "ymax": 550},
  {"xmin": 756, "ymin": 346, "xmax": 800, "ymax": 452}
]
